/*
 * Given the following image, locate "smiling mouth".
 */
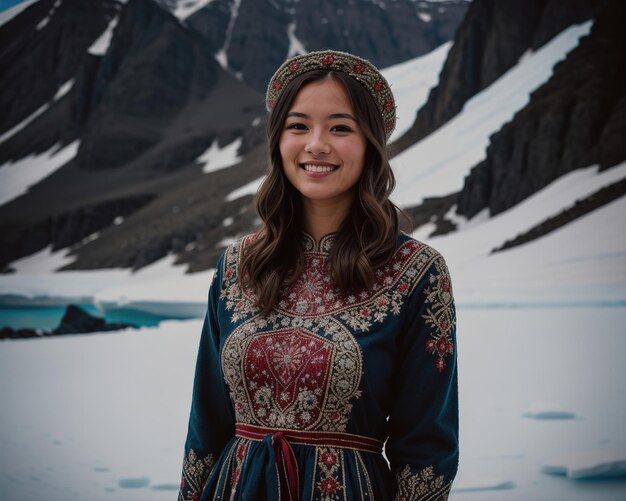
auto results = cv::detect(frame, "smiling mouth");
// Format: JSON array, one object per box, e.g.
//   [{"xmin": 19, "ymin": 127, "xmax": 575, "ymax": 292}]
[{"xmin": 301, "ymin": 163, "xmax": 338, "ymax": 173}]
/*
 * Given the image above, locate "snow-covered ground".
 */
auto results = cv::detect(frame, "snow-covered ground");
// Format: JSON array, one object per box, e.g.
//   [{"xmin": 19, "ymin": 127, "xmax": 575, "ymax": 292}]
[
  {"xmin": 385, "ymin": 41, "xmax": 451, "ymax": 142},
  {"xmin": 427, "ymin": 161, "xmax": 626, "ymax": 306},
  {"xmin": 453, "ymin": 307, "xmax": 626, "ymax": 500},
  {"xmin": 200, "ymin": 138, "xmax": 242, "ymax": 173},
  {"xmin": 1, "ymin": 308, "xmax": 624, "ymax": 499},
  {"xmin": 88, "ymin": 14, "xmax": 119, "ymax": 56},
  {"xmin": 0, "ymin": 141, "xmax": 80, "ymax": 207}
]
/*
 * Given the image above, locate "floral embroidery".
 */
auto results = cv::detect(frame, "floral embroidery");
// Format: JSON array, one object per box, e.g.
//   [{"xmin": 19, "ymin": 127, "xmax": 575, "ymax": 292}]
[
  {"xmin": 395, "ymin": 465, "xmax": 451, "ymax": 501},
  {"xmin": 321, "ymin": 451, "xmax": 337, "ymax": 466},
  {"xmin": 243, "ymin": 329, "xmax": 334, "ymax": 427},
  {"xmin": 178, "ymin": 449, "xmax": 214, "ymax": 501},
  {"xmin": 314, "ymin": 447, "xmax": 344, "ymax": 500},
  {"xmin": 353, "ymin": 62, "xmax": 366, "ymax": 74},
  {"xmin": 275, "ymin": 240, "xmax": 430, "ymax": 324},
  {"xmin": 422, "ymin": 256, "xmax": 455, "ymax": 373},
  {"xmin": 221, "ymin": 236, "xmax": 437, "ymax": 332}
]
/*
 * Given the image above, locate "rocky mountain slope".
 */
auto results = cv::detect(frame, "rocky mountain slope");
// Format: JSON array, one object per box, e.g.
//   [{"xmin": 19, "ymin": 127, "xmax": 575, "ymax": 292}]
[
  {"xmin": 184, "ymin": 0, "xmax": 468, "ymax": 92},
  {"xmin": 458, "ymin": 0, "xmax": 625, "ymax": 219},
  {"xmin": 391, "ymin": 0, "xmax": 608, "ymax": 154},
  {"xmin": 394, "ymin": 0, "xmax": 625, "ymax": 248},
  {"xmin": 0, "ymin": 0, "xmax": 468, "ymax": 272}
]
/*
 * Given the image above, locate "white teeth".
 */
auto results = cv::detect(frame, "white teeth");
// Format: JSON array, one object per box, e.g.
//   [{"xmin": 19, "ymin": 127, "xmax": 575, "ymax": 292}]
[{"xmin": 302, "ymin": 164, "xmax": 336, "ymax": 173}]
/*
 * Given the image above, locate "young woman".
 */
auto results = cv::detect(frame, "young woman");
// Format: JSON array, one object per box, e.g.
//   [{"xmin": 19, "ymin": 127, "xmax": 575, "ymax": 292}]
[{"xmin": 179, "ymin": 50, "xmax": 458, "ymax": 501}]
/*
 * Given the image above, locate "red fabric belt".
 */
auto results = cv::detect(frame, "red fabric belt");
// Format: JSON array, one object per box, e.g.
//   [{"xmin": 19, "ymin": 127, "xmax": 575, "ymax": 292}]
[{"xmin": 235, "ymin": 424, "xmax": 384, "ymax": 501}]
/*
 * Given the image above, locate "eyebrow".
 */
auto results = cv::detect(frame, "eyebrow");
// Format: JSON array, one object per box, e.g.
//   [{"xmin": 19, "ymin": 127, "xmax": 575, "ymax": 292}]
[{"xmin": 286, "ymin": 111, "xmax": 358, "ymax": 122}]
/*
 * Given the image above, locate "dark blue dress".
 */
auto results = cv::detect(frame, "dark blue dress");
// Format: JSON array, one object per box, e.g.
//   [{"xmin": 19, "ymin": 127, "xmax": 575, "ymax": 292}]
[{"xmin": 179, "ymin": 233, "xmax": 458, "ymax": 500}]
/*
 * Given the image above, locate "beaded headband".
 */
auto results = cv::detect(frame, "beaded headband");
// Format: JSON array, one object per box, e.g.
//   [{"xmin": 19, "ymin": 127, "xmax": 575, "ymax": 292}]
[{"xmin": 266, "ymin": 50, "xmax": 396, "ymax": 139}]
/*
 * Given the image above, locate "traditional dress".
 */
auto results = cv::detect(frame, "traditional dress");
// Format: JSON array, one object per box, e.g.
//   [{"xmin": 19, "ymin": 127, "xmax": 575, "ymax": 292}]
[{"xmin": 179, "ymin": 232, "xmax": 458, "ymax": 501}]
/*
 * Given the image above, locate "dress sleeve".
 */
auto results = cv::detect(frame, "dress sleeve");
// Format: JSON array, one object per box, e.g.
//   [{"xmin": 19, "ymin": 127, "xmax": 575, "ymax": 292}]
[
  {"xmin": 178, "ymin": 255, "xmax": 235, "ymax": 501},
  {"xmin": 386, "ymin": 251, "xmax": 459, "ymax": 501}
]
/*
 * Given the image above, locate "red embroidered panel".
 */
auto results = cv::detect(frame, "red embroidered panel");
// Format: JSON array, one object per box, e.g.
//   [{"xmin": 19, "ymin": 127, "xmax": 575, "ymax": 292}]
[
  {"xmin": 223, "ymin": 321, "xmax": 362, "ymax": 431},
  {"xmin": 243, "ymin": 329, "xmax": 334, "ymax": 427}
]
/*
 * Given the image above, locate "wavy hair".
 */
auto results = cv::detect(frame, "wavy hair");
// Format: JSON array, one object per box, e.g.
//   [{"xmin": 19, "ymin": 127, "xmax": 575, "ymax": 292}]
[{"xmin": 239, "ymin": 70, "xmax": 400, "ymax": 315}]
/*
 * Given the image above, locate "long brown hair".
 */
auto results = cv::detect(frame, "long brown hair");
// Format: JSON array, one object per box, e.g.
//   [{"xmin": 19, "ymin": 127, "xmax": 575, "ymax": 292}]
[{"xmin": 239, "ymin": 70, "xmax": 400, "ymax": 315}]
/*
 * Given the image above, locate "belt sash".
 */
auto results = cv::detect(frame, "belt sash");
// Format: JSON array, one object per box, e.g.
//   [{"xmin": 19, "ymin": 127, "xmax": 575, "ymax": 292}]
[{"xmin": 235, "ymin": 423, "xmax": 384, "ymax": 501}]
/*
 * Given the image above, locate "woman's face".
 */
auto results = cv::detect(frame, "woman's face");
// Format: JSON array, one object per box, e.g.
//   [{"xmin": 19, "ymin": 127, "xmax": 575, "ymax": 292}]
[{"xmin": 279, "ymin": 78, "xmax": 367, "ymax": 210}]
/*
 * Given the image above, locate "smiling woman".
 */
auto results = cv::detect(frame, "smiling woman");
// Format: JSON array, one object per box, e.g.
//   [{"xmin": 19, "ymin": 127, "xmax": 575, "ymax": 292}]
[
  {"xmin": 280, "ymin": 78, "xmax": 367, "ymax": 237},
  {"xmin": 178, "ymin": 50, "xmax": 459, "ymax": 501}
]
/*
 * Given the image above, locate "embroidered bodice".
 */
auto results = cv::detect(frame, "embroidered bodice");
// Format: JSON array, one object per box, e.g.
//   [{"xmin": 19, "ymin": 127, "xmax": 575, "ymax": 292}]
[{"xmin": 179, "ymin": 233, "xmax": 458, "ymax": 501}]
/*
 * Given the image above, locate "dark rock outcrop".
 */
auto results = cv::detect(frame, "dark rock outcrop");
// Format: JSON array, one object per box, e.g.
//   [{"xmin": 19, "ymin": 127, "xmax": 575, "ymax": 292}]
[
  {"xmin": 0, "ymin": 193, "xmax": 155, "ymax": 270},
  {"xmin": 492, "ymin": 177, "xmax": 626, "ymax": 253},
  {"xmin": 75, "ymin": 0, "xmax": 262, "ymax": 172},
  {"xmin": 402, "ymin": 193, "xmax": 459, "ymax": 236},
  {"xmin": 53, "ymin": 304, "xmax": 137, "ymax": 334},
  {"xmin": 0, "ymin": 0, "xmax": 120, "ymax": 138},
  {"xmin": 186, "ymin": 0, "xmax": 469, "ymax": 92},
  {"xmin": 0, "ymin": 305, "xmax": 137, "ymax": 339},
  {"xmin": 0, "ymin": 326, "xmax": 49, "ymax": 340},
  {"xmin": 457, "ymin": 0, "xmax": 626, "ymax": 218},
  {"xmin": 392, "ymin": 0, "xmax": 607, "ymax": 155}
]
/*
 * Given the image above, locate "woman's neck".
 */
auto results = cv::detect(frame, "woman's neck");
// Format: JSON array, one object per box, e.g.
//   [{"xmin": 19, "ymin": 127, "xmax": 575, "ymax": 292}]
[{"xmin": 302, "ymin": 197, "xmax": 352, "ymax": 243}]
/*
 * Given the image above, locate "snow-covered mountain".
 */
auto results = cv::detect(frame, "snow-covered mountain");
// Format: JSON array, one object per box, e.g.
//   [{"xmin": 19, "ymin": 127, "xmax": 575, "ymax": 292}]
[{"xmin": 0, "ymin": 0, "xmax": 623, "ymax": 287}]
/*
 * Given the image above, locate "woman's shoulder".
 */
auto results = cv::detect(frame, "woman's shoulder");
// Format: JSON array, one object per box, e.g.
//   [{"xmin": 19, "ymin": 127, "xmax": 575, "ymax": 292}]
[
  {"xmin": 220, "ymin": 231, "xmax": 258, "ymax": 261},
  {"xmin": 395, "ymin": 232, "xmax": 448, "ymax": 265},
  {"xmin": 393, "ymin": 233, "xmax": 452, "ymax": 290}
]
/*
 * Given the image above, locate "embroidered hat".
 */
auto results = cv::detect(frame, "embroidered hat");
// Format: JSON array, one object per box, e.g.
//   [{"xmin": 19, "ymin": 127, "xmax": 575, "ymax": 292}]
[{"xmin": 266, "ymin": 50, "xmax": 396, "ymax": 139}]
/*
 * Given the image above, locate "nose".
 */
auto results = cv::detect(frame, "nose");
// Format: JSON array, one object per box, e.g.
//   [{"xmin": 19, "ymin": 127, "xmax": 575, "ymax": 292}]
[{"xmin": 305, "ymin": 130, "xmax": 330, "ymax": 155}]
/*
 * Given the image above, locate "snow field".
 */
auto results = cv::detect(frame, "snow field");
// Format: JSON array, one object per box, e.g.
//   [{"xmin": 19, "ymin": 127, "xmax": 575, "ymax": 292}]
[
  {"xmin": 453, "ymin": 307, "xmax": 626, "ymax": 500},
  {"xmin": 423, "ymin": 161, "xmax": 626, "ymax": 306},
  {"xmin": 0, "ymin": 319, "xmax": 202, "ymax": 500},
  {"xmin": 1, "ymin": 307, "xmax": 625, "ymax": 500}
]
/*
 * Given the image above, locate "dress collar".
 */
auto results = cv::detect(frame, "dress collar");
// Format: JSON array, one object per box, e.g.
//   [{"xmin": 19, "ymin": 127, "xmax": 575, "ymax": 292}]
[{"xmin": 302, "ymin": 232, "xmax": 336, "ymax": 254}]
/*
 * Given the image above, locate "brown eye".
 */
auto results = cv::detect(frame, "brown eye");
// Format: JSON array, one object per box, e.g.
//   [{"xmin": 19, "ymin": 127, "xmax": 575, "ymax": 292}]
[
  {"xmin": 286, "ymin": 122, "xmax": 307, "ymax": 131},
  {"xmin": 331, "ymin": 125, "xmax": 353, "ymax": 133}
]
